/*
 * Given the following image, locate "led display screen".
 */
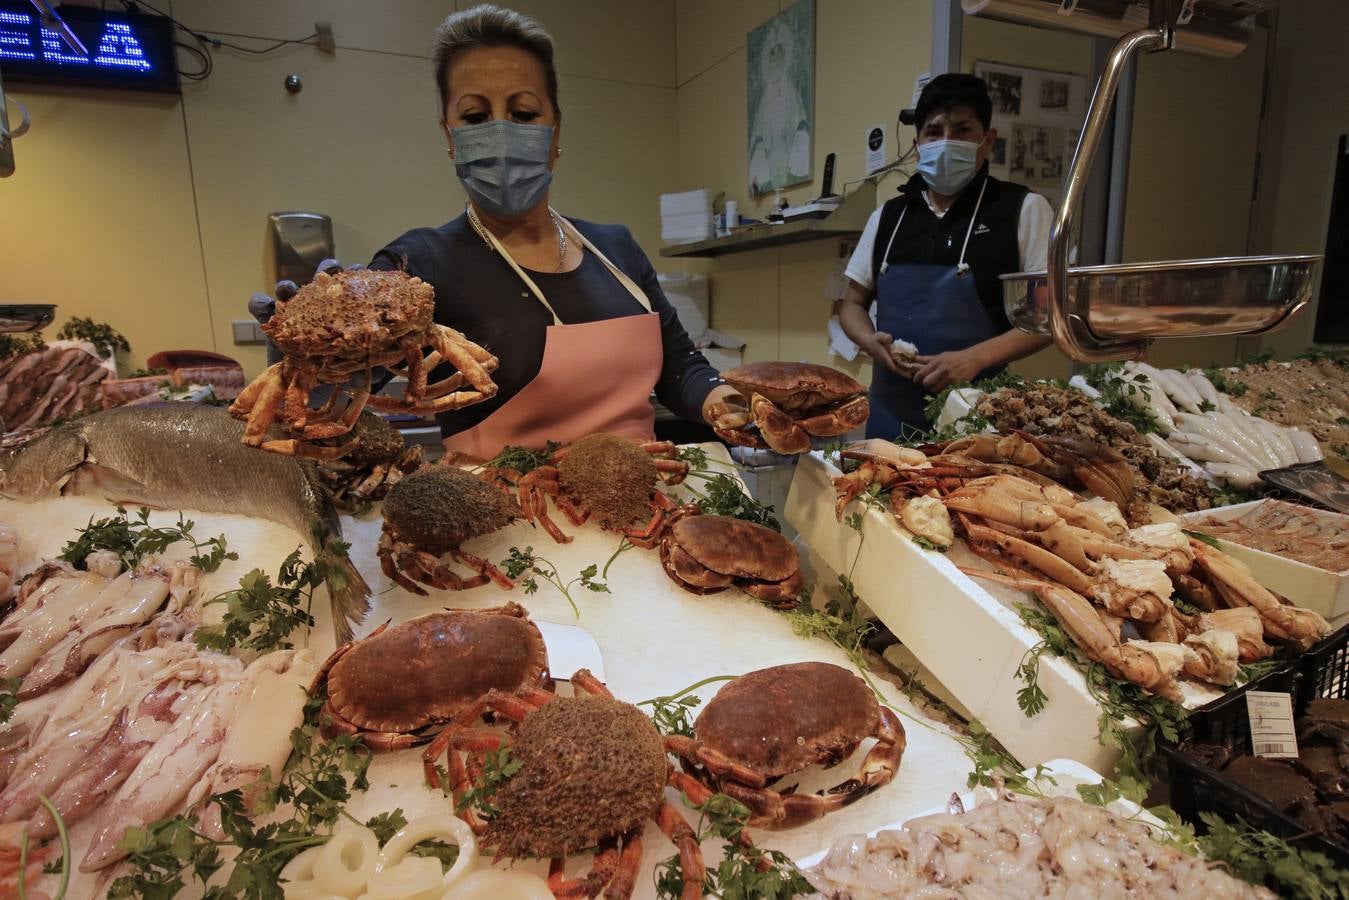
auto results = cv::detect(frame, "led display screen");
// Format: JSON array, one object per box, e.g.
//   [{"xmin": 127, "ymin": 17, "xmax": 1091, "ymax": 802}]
[{"xmin": 0, "ymin": 3, "xmax": 178, "ymax": 93}]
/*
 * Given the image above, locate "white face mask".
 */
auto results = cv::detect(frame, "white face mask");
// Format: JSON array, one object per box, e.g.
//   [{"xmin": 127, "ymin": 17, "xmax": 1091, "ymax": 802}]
[{"xmin": 917, "ymin": 138, "xmax": 981, "ymax": 195}]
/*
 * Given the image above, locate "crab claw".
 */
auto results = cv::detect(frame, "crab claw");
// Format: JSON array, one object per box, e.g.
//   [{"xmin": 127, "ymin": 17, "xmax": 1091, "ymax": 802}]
[{"xmin": 751, "ymin": 392, "xmax": 812, "ymax": 455}]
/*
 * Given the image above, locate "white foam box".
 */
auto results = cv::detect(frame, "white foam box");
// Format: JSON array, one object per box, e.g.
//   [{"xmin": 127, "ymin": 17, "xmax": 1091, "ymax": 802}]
[
  {"xmin": 1183, "ymin": 499, "xmax": 1349, "ymax": 624},
  {"xmin": 786, "ymin": 451, "xmax": 1223, "ymax": 772}
]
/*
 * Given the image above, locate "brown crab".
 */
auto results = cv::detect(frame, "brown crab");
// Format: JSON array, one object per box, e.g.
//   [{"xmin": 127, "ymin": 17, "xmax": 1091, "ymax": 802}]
[
  {"xmin": 666, "ymin": 661, "xmax": 905, "ymax": 829},
  {"xmin": 317, "ymin": 411, "xmax": 423, "ymax": 513},
  {"xmin": 309, "ymin": 603, "xmax": 549, "ymax": 750},
  {"xmin": 379, "ymin": 466, "xmax": 520, "ymax": 594},
  {"xmin": 424, "ymin": 669, "xmax": 706, "ymax": 900},
  {"xmin": 230, "ymin": 269, "xmax": 500, "ymax": 458},
  {"xmin": 1300, "ymin": 698, "xmax": 1349, "ymax": 771},
  {"xmin": 659, "ymin": 513, "xmax": 804, "ymax": 607},
  {"xmin": 494, "ymin": 433, "xmax": 692, "ymax": 546},
  {"xmin": 713, "ymin": 362, "xmax": 869, "ymax": 455}
]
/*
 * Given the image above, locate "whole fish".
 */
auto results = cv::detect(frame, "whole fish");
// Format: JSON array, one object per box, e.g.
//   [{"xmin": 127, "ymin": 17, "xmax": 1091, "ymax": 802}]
[{"xmin": 0, "ymin": 405, "xmax": 370, "ymax": 641}]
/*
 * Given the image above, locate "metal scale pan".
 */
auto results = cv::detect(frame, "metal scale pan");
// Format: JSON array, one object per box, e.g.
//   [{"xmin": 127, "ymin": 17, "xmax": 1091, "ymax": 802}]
[{"xmin": 965, "ymin": 0, "xmax": 1321, "ymax": 362}]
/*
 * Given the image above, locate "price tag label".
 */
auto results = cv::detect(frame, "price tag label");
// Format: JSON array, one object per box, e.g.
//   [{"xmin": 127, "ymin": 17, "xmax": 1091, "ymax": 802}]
[{"xmin": 1245, "ymin": 691, "xmax": 1298, "ymax": 758}]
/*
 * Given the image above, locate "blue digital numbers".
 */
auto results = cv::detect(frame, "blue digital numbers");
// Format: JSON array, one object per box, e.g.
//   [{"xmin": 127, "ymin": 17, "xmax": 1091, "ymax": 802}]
[
  {"xmin": 0, "ymin": 10, "xmax": 35, "ymax": 61},
  {"xmin": 1, "ymin": 10, "xmax": 153, "ymax": 72}
]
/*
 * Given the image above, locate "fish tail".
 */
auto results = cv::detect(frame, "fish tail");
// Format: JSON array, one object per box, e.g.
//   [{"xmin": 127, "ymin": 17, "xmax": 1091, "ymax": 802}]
[{"xmin": 320, "ymin": 544, "xmax": 370, "ymax": 645}]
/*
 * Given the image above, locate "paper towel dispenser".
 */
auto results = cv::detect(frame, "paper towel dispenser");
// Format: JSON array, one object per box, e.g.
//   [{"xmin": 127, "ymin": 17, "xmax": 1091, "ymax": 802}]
[{"xmin": 269, "ymin": 212, "xmax": 334, "ymax": 286}]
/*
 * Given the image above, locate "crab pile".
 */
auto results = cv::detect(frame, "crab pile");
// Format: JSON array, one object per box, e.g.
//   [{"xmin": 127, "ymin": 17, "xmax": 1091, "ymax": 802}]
[
  {"xmin": 832, "ymin": 436, "xmax": 1332, "ymax": 702},
  {"xmin": 714, "ymin": 362, "xmax": 869, "ymax": 455},
  {"xmin": 971, "ymin": 381, "xmax": 1215, "ymax": 518},
  {"xmin": 231, "ymin": 269, "xmax": 500, "ymax": 458},
  {"xmin": 1182, "ymin": 696, "xmax": 1349, "ymax": 845}
]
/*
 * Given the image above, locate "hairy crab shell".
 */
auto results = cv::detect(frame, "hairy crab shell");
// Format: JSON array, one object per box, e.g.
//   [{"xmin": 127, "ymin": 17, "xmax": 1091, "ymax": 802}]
[
  {"xmin": 383, "ymin": 466, "xmax": 519, "ymax": 553},
  {"xmin": 264, "ymin": 269, "xmax": 433, "ymax": 359}
]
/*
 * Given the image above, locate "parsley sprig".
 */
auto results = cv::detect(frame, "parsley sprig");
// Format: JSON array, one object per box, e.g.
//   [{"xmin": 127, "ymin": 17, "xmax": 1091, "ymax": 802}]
[
  {"xmin": 59, "ymin": 506, "xmax": 236, "ymax": 574},
  {"xmin": 654, "ymin": 794, "xmax": 811, "ymax": 900},
  {"xmin": 192, "ymin": 545, "xmax": 346, "ymax": 653},
  {"xmin": 637, "ymin": 674, "xmax": 736, "ymax": 739},
  {"xmin": 454, "ymin": 746, "xmax": 523, "ymax": 821},
  {"xmin": 499, "ymin": 545, "xmax": 609, "ymax": 618}
]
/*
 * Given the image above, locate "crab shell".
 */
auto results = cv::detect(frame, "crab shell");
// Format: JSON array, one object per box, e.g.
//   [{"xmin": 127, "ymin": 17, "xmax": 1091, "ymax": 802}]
[
  {"xmin": 694, "ymin": 662, "xmax": 881, "ymax": 780},
  {"xmin": 557, "ymin": 433, "xmax": 660, "ymax": 530},
  {"xmin": 382, "ymin": 466, "xmax": 520, "ymax": 553},
  {"xmin": 486, "ymin": 694, "xmax": 667, "ymax": 858},
  {"xmin": 325, "ymin": 604, "xmax": 547, "ymax": 735},
  {"xmin": 661, "ymin": 515, "xmax": 800, "ymax": 593},
  {"xmin": 263, "ymin": 269, "xmax": 434, "ymax": 358},
  {"xmin": 721, "ymin": 362, "xmax": 865, "ymax": 414}
]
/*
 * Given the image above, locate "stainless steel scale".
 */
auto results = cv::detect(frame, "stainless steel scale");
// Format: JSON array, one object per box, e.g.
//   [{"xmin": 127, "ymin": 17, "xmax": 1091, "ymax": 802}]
[{"xmin": 964, "ymin": 0, "xmax": 1320, "ymax": 362}]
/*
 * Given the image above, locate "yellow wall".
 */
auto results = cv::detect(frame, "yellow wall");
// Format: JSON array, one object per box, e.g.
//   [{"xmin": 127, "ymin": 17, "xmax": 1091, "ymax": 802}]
[
  {"xmin": 668, "ymin": 0, "xmax": 932, "ymax": 392},
  {"xmin": 2, "ymin": 0, "xmax": 677, "ymax": 376},
  {"xmin": 1252, "ymin": 1, "xmax": 1349, "ymax": 357}
]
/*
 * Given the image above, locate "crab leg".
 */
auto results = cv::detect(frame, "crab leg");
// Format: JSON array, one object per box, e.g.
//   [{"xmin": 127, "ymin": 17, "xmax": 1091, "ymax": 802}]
[
  {"xmin": 605, "ymin": 829, "xmax": 649, "ymax": 900},
  {"xmin": 451, "ymin": 550, "xmax": 515, "ymax": 590},
  {"xmin": 299, "ymin": 369, "xmax": 371, "ymax": 440},
  {"xmin": 400, "ymin": 337, "xmax": 429, "ymax": 400},
  {"xmin": 741, "ymin": 569, "xmax": 806, "ymax": 609},
  {"xmin": 1190, "ymin": 540, "xmax": 1331, "ymax": 650},
  {"xmin": 235, "ymin": 364, "xmax": 287, "ymax": 447},
  {"xmin": 548, "ymin": 837, "xmax": 620, "ymax": 898},
  {"xmin": 431, "ymin": 325, "xmax": 499, "ymax": 396},
  {"xmin": 751, "ymin": 392, "xmax": 812, "ymax": 455}
]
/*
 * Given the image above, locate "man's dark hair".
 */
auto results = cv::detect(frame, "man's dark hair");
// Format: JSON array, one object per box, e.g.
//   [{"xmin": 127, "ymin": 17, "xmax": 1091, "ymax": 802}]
[{"xmin": 903, "ymin": 73, "xmax": 993, "ymax": 132}]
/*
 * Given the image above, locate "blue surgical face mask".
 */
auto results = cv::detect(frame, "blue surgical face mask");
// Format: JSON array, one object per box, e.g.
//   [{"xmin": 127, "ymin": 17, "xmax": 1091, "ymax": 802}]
[
  {"xmin": 449, "ymin": 119, "xmax": 554, "ymax": 218},
  {"xmin": 917, "ymin": 138, "xmax": 981, "ymax": 196}
]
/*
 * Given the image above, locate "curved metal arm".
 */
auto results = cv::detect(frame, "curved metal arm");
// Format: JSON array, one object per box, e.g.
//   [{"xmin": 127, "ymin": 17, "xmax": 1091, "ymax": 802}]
[{"xmin": 1048, "ymin": 25, "xmax": 1169, "ymax": 362}]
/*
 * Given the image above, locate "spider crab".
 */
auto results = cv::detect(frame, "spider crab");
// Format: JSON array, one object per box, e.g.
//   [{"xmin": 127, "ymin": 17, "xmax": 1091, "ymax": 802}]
[
  {"xmin": 666, "ymin": 662, "xmax": 905, "ymax": 829},
  {"xmin": 230, "ymin": 269, "xmax": 500, "ymax": 458},
  {"xmin": 424, "ymin": 669, "xmax": 706, "ymax": 900},
  {"xmin": 491, "ymin": 433, "xmax": 692, "ymax": 546},
  {"xmin": 713, "ymin": 362, "xmax": 869, "ymax": 455},
  {"xmin": 317, "ymin": 410, "xmax": 423, "ymax": 512},
  {"xmin": 309, "ymin": 604, "xmax": 549, "ymax": 749},
  {"xmin": 379, "ymin": 466, "xmax": 519, "ymax": 594},
  {"xmin": 659, "ymin": 513, "xmax": 804, "ymax": 607}
]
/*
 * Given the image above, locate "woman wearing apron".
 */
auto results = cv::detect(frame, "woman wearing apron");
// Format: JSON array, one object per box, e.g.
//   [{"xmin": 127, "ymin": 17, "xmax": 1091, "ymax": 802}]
[
  {"xmin": 837, "ymin": 74, "xmax": 1054, "ymax": 439},
  {"xmin": 363, "ymin": 5, "xmax": 745, "ymax": 457}
]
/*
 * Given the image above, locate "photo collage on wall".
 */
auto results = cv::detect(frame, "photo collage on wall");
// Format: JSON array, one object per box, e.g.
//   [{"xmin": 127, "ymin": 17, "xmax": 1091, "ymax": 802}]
[{"xmin": 974, "ymin": 60, "xmax": 1087, "ymax": 210}]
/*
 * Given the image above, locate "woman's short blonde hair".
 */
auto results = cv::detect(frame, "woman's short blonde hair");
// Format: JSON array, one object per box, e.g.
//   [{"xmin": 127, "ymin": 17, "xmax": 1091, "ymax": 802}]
[{"xmin": 432, "ymin": 4, "xmax": 560, "ymax": 120}]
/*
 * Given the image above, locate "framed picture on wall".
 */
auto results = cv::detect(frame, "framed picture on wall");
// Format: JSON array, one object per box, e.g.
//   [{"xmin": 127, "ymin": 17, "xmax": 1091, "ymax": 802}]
[
  {"xmin": 974, "ymin": 60, "xmax": 1087, "ymax": 210},
  {"xmin": 747, "ymin": 0, "xmax": 814, "ymax": 197}
]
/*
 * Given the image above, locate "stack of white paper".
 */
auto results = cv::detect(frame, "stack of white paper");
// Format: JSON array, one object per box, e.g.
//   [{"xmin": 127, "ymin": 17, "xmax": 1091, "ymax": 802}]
[{"xmin": 660, "ymin": 189, "xmax": 713, "ymax": 244}]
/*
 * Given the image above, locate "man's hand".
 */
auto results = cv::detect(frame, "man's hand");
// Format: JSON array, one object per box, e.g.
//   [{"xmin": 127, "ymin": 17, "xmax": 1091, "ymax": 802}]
[
  {"xmin": 913, "ymin": 346, "xmax": 990, "ymax": 393},
  {"xmin": 862, "ymin": 331, "xmax": 905, "ymax": 375}
]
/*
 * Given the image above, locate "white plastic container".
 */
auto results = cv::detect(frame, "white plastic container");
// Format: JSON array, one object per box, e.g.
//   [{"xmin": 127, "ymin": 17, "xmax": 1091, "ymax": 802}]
[{"xmin": 1183, "ymin": 499, "xmax": 1349, "ymax": 624}]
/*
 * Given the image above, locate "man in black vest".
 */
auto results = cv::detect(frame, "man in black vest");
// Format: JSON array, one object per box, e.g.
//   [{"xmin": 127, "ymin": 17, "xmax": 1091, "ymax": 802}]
[{"xmin": 838, "ymin": 73, "xmax": 1053, "ymax": 438}]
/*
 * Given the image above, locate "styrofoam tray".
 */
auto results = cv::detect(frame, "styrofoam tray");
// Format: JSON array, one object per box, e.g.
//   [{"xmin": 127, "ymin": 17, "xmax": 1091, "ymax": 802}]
[
  {"xmin": 1184, "ymin": 499, "xmax": 1349, "ymax": 624},
  {"xmin": 797, "ymin": 757, "xmax": 1125, "ymax": 868},
  {"xmin": 786, "ymin": 451, "xmax": 1225, "ymax": 773},
  {"xmin": 1, "ymin": 444, "xmax": 976, "ymax": 900}
]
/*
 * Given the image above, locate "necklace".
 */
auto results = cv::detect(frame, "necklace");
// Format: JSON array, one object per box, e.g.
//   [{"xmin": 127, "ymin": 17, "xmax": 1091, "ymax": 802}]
[{"xmin": 467, "ymin": 205, "xmax": 567, "ymax": 272}]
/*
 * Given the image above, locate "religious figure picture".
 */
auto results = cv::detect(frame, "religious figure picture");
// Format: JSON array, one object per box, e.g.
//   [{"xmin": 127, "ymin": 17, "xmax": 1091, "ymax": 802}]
[{"xmin": 747, "ymin": 0, "xmax": 813, "ymax": 195}]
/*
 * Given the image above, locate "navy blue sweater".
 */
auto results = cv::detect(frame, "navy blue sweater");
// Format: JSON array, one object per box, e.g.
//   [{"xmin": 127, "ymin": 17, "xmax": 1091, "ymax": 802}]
[{"xmin": 370, "ymin": 214, "xmax": 723, "ymax": 438}]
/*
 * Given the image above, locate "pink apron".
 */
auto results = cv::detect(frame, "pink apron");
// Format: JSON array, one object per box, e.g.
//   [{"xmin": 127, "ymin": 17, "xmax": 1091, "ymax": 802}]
[{"xmin": 442, "ymin": 212, "xmax": 662, "ymax": 460}]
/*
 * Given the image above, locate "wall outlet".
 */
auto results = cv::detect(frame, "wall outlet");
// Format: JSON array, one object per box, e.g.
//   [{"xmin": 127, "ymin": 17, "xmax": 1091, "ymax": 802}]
[{"xmin": 232, "ymin": 320, "xmax": 267, "ymax": 345}]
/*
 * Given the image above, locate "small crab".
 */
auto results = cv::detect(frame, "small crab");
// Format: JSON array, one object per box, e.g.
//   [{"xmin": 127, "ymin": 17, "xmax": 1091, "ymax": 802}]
[
  {"xmin": 495, "ymin": 433, "xmax": 692, "ymax": 546},
  {"xmin": 659, "ymin": 513, "xmax": 804, "ymax": 607},
  {"xmin": 309, "ymin": 603, "xmax": 549, "ymax": 750},
  {"xmin": 379, "ymin": 466, "xmax": 520, "ymax": 594},
  {"xmin": 425, "ymin": 669, "xmax": 706, "ymax": 900},
  {"xmin": 666, "ymin": 661, "xmax": 905, "ymax": 829},
  {"xmin": 230, "ymin": 269, "xmax": 500, "ymax": 458},
  {"xmin": 713, "ymin": 362, "xmax": 869, "ymax": 455},
  {"xmin": 1300, "ymin": 698, "xmax": 1349, "ymax": 770},
  {"xmin": 317, "ymin": 411, "xmax": 423, "ymax": 513}
]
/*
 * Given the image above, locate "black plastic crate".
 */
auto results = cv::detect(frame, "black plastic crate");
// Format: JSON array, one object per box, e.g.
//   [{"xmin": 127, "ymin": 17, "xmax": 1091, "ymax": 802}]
[
  {"xmin": 1295, "ymin": 623, "xmax": 1349, "ymax": 711},
  {"xmin": 1161, "ymin": 626, "xmax": 1349, "ymax": 871},
  {"xmin": 1185, "ymin": 658, "xmax": 1299, "ymax": 747}
]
